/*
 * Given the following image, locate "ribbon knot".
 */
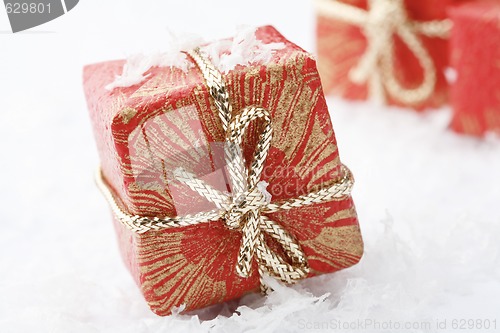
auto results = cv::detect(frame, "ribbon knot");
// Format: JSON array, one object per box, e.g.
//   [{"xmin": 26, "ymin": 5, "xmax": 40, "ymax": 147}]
[
  {"xmin": 224, "ymin": 187, "xmax": 267, "ymax": 230},
  {"xmin": 315, "ymin": 0, "xmax": 452, "ymax": 105}
]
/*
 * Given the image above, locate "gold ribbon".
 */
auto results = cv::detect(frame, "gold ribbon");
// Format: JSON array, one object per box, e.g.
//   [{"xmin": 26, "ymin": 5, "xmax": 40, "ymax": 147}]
[
  {"xmin": 172, "ymin": 105, "xmax": 310, "ymax": 291},
  {"xmin": 314, "ymin": 0, "xmax": 452, "ymax": 104},
  {"xmin": 95, "ymin": 48, "xmax": 355, "ymax": 292}
]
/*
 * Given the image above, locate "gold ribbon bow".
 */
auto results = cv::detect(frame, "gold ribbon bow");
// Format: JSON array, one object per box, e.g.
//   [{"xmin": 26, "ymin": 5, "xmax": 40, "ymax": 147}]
[
  {"xmin": 315, "ymin": 0, "xmax": 452, "ymax": 104},
  {"xmin": 95, "ymin": 48, "xmax": 355, "ymax": 292},
  {"xmin": 172, "ymin": 107, "xmax": 310, "ymax": 291}
]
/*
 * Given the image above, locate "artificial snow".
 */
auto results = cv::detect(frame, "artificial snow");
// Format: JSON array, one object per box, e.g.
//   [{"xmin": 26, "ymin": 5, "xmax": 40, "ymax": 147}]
[
  {"xmin": 1, "ymin": 1, "xmax": 500, "ymax": 332},
  {"xmin": 257, "ymin": 180, "xmax": 272, "ymax": 204},
  {"xmin": 201, "ymin": 26, "xmax": 285, "ymax": 74},
  {"xmin": 105, "ymin": 26, "xmax": 285, "ymax": 90},
  {"xmin": 105, "ymin": 31, "xmax": 205, "ymax": 90}
]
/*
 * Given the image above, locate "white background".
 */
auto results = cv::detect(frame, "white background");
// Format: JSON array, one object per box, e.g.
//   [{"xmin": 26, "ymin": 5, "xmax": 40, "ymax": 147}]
[{"xmin": 1, "ymin": 1, "xmax": 499, "ymax": 332}]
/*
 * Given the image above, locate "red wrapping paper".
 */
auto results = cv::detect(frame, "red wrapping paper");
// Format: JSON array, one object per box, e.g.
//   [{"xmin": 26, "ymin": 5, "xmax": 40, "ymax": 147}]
[
  {"xmin": 316, "ymin": 0, "xmax": 462, "ymax": 109},
  {"xmin": 84, "ymin": 26, "xmax": 363, "ymax": 315},
  {"xmin": 449, "ymin": 1, "xmax": 500, "ymax": 136}
]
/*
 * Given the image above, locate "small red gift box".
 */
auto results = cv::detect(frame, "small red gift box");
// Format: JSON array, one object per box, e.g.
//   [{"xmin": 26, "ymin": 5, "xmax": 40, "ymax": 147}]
[
  {"xmin": 84, "ymin": 26, "xmax": 363, "ymax": 315},
  {"xmin": 449, "ymin": 1, "xmax": 500, "ymax": 136},
  {"xmin": 315, "ymin": 0, "xmax": 462, "ymax": 109}
]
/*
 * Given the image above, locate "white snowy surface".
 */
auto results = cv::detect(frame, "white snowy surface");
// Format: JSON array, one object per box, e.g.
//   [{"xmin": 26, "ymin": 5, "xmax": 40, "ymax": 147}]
[
  {"xmin": 202, "ymin": 26, "xmax": 285, "ymax": 74},
  {"xmin": 1, "ymin": 1, "xmax": 499, "ymax": 333}
]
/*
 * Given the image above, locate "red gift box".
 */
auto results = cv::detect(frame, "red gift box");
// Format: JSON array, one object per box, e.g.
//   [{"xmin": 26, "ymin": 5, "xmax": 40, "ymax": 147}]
[
  {"xmin": 84, "ymin": 26, "xmax": 363, "ymax": 315},
  {"xmin": 449, "ymin": 1, "xmax": 500, "ymax": 136},
  {"xmin": 315, "ymin": 0, "xmax": 463, "ymax": 109}
]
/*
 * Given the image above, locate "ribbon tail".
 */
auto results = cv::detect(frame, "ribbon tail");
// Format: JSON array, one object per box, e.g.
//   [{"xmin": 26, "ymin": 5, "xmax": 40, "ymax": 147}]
[
  {"xmin": 252, "ymin": 215, "xmax": 310, "ymax": 290},
  {"xmin": 259, "ymin": 215, "xmax": 309, "ymax": 268},
  {"xmin": 257, "ymin": 267, "xmax": 273, "ymax": 295},
  {"xmin": 349, "ymin": 33, "xmax": 386, "ymax": 103},
  {"xmin": 255, "ymin": 232, "xmax": 306, "ymax": 285},
  {"xmin": 236, "ymin": 211, "xmax": 261, "ymax": 278}
]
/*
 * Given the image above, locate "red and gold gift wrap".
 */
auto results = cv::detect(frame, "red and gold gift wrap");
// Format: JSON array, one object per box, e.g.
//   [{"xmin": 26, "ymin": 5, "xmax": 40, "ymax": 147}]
[
  {"xmin": 449, "ymin": 1, "xmax": 500, "ymax": 136},
  {"xmin": 315, "ymin": 0, "xmax": 465, "ymax": 109},
  {"xmin": 84, "ymin": 26, "xmax": 363, "ymax": 315}
]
